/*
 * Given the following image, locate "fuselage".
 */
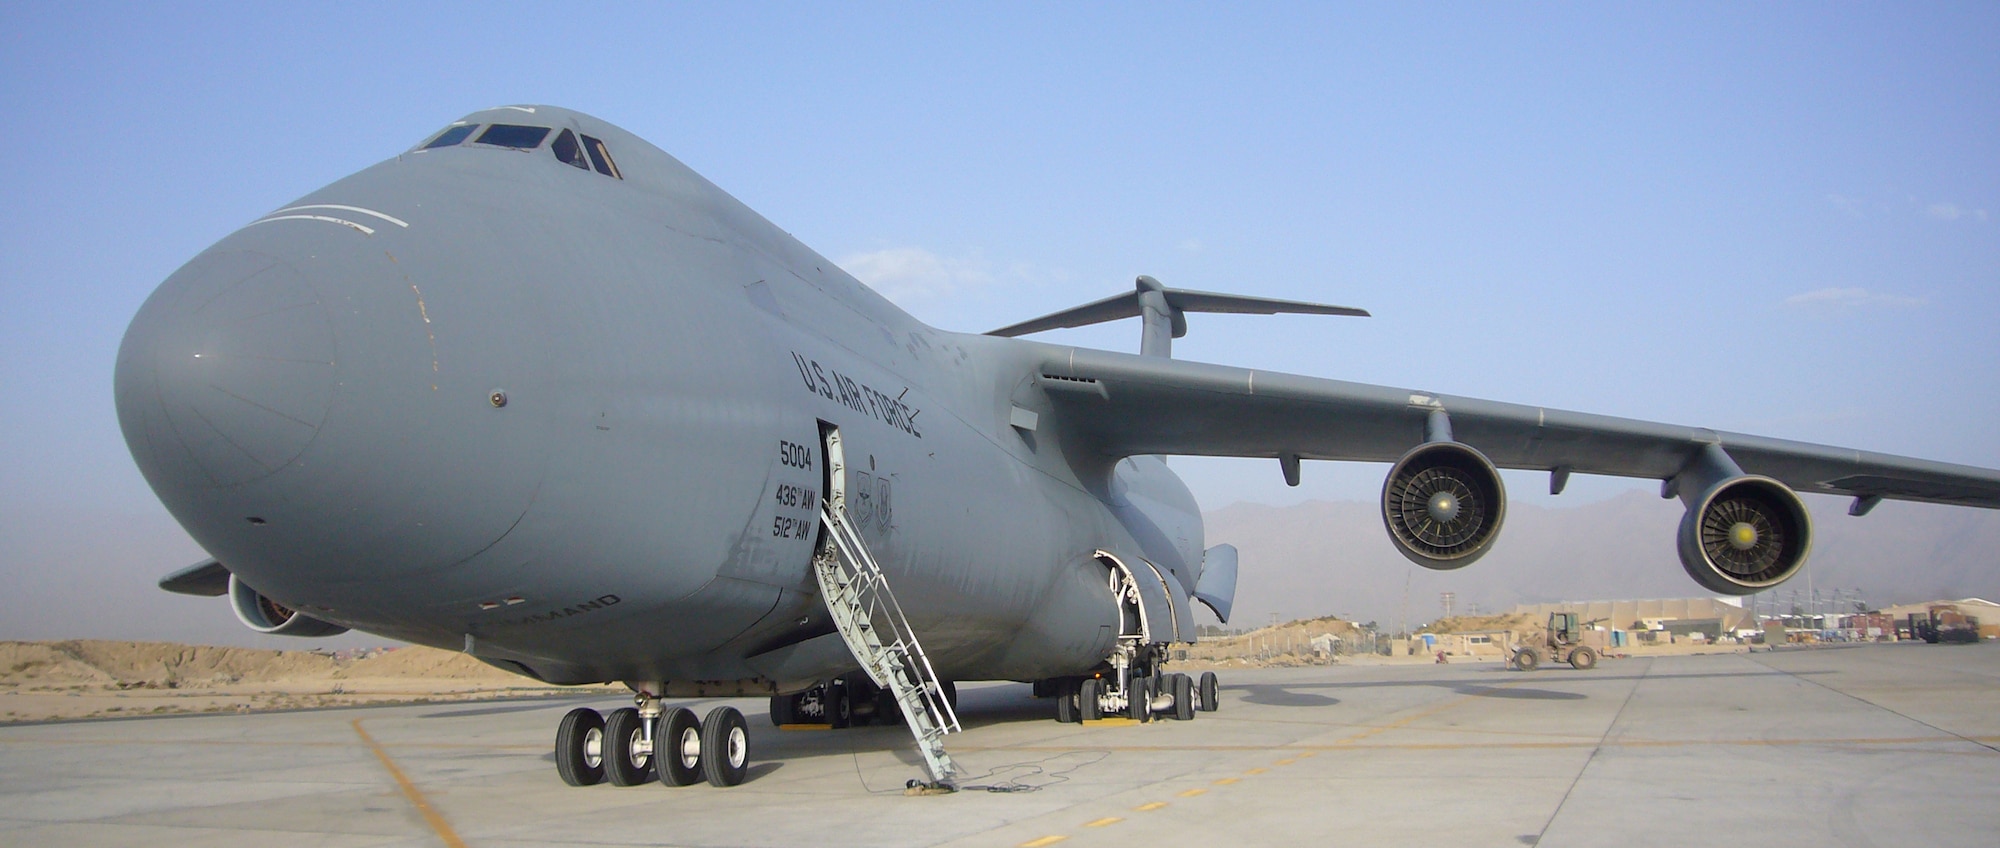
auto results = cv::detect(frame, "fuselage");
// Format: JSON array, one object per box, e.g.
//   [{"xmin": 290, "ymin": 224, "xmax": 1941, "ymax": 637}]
[{"xmin": 115, "ymin": 106, "xmax": 1204, "ymax": 685}]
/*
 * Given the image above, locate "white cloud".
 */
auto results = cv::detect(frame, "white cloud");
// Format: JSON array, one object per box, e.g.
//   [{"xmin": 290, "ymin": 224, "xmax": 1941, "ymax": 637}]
[
  {"xmin": 1926, "ymin": 202, "xmax": 1991, "ymax": 222},
  {"xmin": 1178, "ymin": 238, "xmax": 1205, "ymax": 252},
  {"xmin": 837, "ymin": 247, "xmax": 994, "ymax": 303},
  {"xmin": 1824, "ymin": 193, "xmax": 1864, "ymax": 218},
  {"xmin": 1823, "ymin": 193, "xmax": 1988, "ymax": 223},
  {"xmin": 1782, "ymin": 287, "xmax": 1927, "ymax": 309}
]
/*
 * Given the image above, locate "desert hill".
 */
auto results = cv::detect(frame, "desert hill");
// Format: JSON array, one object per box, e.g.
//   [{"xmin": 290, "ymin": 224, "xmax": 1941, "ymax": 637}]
[
  {"xmin": 0, "ymin": 640, "xmax": 524, "ymax": 689},
  {"xmin": 1, "ymin": 640, "xmax": 611, "ymax": 723}
]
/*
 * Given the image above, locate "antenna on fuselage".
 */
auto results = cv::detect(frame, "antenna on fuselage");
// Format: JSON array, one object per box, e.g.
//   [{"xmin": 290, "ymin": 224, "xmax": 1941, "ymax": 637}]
[{"xmin": 985, "ymin": 276, "xmax": 1368, "ymax": 358}]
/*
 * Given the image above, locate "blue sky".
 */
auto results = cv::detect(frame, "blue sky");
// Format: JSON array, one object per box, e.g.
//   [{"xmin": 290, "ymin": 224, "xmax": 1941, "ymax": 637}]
[{"xmin": 2, "ymin": 4, "xmax": 1996, "ymax": 640}]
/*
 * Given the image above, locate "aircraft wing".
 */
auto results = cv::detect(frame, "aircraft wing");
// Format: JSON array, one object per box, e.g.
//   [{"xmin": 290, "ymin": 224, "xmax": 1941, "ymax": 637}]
[{"xmin": 1034, "ymin": 346, "xmax": 2000, "ymax": 510}]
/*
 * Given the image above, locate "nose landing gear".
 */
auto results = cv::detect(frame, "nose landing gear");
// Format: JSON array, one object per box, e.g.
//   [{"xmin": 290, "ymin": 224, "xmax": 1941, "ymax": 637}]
[{"xmin": 555, "ymin": 693, "xmax": 751, "ymax": 788}]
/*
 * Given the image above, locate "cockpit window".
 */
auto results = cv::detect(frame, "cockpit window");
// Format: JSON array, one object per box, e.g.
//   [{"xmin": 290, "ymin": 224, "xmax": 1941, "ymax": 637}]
[
  {"xmin": 551, "ymin": 129, "xmax": 590, "ymax": 170},
  {"xmin": 422, "ymin": 124, "xmax": 479, "ymax": 149},
  {"xmin": 582, "ymin": 135, "xmax": 622, "ymax": 179},
  {"xmin": 474, "ymin": 124, "xmax": 552, "ymax": 149}
]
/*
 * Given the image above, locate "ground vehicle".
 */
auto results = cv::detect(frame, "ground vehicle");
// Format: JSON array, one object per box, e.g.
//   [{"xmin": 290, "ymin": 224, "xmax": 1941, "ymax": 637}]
[
  {"xmin": 1512, "ymin": 613, "xmax": 1601, "ymax": 670},
  {"xmin": 1909, "ymin": 609, "xmax": 1981, "ymax": 644}
]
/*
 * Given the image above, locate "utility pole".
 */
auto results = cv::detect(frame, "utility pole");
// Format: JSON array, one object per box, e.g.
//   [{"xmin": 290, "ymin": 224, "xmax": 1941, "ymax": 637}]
[{"xmin": 1399, "ymin": 568, "xmax": 1412, "ymax": 639}]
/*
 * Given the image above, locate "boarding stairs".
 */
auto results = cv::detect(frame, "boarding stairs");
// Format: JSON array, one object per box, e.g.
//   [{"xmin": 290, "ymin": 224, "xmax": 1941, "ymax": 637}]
[{"xmin": 814, "ymin": 500, "xmax": 962, "ymax": 785}]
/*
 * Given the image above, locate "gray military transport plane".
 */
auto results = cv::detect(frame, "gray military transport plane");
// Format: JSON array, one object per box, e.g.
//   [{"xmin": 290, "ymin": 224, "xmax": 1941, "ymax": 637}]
[{"xmin": 117, "ymin": 105, "xmax": 2000, "ymax": 790}]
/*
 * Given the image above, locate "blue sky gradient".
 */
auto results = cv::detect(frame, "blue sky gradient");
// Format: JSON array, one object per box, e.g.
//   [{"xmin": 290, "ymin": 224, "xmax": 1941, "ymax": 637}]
[{"xmin": 1, "ymin": 4, "xmax": 1995, "ymax": 638}]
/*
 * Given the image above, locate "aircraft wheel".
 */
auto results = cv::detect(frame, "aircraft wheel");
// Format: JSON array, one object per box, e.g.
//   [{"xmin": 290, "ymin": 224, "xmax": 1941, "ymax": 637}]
[
  {"xmin": 1173, "ymin": 673, "xmax": 1195, "ymax": 721},
  {"xmin": 828, "ymin": 682, "xmax": 853, "ymax": 729},
  {"xmin": 876, "ymin": 688, "xmax": 905, "ymax": 726},
  {"xmin": 657, "ymin": 707, "xmax": 703, "ymax": 787},
  {"xmin": 554, "ymin": 707, "xmax": 605, "ymax": 786},
  {"xmin": 1513, "ymin": 648, "xmax": 1540, "ymax": 671},
  {"xmin": 701, "ymin": 706, "xmax": 750, "ymax": 787},
  {"xmin": 1128, "ymin": 676, "xmax": 1151, "ymax": 722},
  {"xmin": 769, "ymin": 693, "xmax": 796, "ymax": 727},
  {"xmin": 1198, "ymin": 672, "xmax": 1219, "ymax": 712},
  {"xmin": 1078, "ymin": 678, "xmax": 1102, "ymax": 721},
  {"xmin": 1054, "ymin": 679, "xmax": 1077, "ymax": 723},
  {"xmin": 603, "ymin": 707, "xmax": 654, "ymax": 786},
  {"xmin": 1569, "ymin": 646, "xmax": 1598, "ymax": 670},
  {"xmin": 940, "ymin": 679, "xmax": 958, "ymax": 714}
]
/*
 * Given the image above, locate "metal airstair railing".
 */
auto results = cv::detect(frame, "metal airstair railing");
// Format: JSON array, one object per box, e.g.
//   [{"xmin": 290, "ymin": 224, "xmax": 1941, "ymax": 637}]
[{"xmin": 814, "ymin": 500, "xmax": 961, "ymax": 785}]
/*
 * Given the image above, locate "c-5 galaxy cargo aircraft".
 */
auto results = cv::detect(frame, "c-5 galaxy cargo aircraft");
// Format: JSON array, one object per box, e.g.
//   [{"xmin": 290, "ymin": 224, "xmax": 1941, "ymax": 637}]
[{"xmin": 118, "ymin": 105, "xmax": 2000, "ymax": 789}]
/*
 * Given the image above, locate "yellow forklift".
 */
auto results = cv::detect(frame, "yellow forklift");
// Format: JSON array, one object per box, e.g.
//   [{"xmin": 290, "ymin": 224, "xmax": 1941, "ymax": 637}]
[{"xmin": 1511, "ymin": 612, "xmax": 1600, "ymax": 670}]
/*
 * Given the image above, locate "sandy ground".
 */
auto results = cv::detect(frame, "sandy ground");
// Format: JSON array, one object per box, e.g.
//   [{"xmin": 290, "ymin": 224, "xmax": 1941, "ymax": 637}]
[
  {"xmin": 0, "ymin": 640, "xmax": 619, "ymax": 723},
  {"xmin": 1, "ymin": 626, "xmax": 1761, "ymax": 724}
]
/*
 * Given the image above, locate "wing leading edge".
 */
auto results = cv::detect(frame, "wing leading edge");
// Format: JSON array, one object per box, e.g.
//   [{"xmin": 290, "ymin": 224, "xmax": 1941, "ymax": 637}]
[{"xmin": 1032, "ymin": 345, "xmax": 2000, "ymax": 511}]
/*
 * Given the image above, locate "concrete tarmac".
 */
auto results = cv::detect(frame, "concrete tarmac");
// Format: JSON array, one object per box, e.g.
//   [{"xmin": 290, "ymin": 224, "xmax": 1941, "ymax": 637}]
[{"xmin": 2, "ymin": 642, "xmax": 1996, "ymax": 847}]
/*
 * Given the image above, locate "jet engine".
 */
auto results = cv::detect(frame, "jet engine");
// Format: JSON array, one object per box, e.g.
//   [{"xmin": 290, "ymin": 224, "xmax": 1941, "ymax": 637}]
[
  {"xmin": 1675, "ymin": 476, "xmax": 1812, "ymax": 595},
  {"xmin": 229, "ymin": 574, "xmax": 349, "ymax": 637},
  {"xmin": 1382, "ymin": 441, "xmax": 1507, "ymax": 568}
]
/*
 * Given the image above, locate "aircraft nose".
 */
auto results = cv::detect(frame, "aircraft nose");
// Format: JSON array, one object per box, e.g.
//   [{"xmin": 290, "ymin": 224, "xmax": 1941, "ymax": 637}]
[
  {"xmin": 119, "ymin": 250, "xmax": 337, "ymax": 487},
  {"xmin": 118, "ymin": 229, "xmax": 551, "ymax": 602}
]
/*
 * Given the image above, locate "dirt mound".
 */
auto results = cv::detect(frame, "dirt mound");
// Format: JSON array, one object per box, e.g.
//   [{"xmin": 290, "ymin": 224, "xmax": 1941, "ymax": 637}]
[
  {"xmin": 1, "ymin": 642, "xmax": 120, "ymax": 685},
  {"xmin": 0, "ymin": 641, "xmax": 533, "ymax": 689},
  {"xmin": 0, "ymin": 640, "xmax": 349, "ymax": 687},
  {"xmin": 1422, "ymin": 613, "xmax": 1541, "ymax": 640},
  {"xmin": 334, "ymin": 647, "xmax": 523, "ymax": 681}
]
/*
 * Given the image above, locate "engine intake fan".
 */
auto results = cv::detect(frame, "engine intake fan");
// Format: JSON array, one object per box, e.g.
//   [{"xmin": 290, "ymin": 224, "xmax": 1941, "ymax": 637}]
[
  {"xmin": 1382, "ymin": 442, "xmax": 1506, "ymax": 569},
  {"xmin": 1676, "ymin": 476, "xmax": 1811, "ymax": 595},
  {"xmin": 229, "ymin": 574, "xmax": 349, "ymax": 637}
]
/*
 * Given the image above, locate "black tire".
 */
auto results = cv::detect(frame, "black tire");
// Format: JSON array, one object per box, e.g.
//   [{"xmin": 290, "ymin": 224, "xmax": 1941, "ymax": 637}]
[
  {"xmin": 604, "ymin": 707, "xmax": 653, "ymax": 786},
  {"xmin": 1569, "ymin": 646, "xmax": 1598, "ymax": 670},
  {"xmin": 1055, "ymin": 679, "xmax": 1077, "ymax": 723},
  {"xmin": 828, "ymin": 682, "xmax": 852, "ymax": 729},
  {"xmin": 1514, "ymin": 648, "xmax": 1540, "ymax": 671},
  {"xmin": 769, "ymin": 693, "xmax": 796, "ymax": 727},
  {"xmin": 701, "ymin": 706, "xmax": 750, "ymax": 787},
  {"xmin": 657, "ymin": 707, "xmax": 703, "ymax": 787},
  {"xmin": 876, "ymin": 688, "xmax": 905, "ymax": 726},
  {"xmin": 1173, "ymin": 673, "xmax": 1195, "ymax": 721},
  {"xmin": 1128, "ymin": 676, "xmax": 1150, "ymax": 722},
  {"xmin": 555, "ymin": 707, "xmax": 605, "ymax": 786},
  {"xmin": 849, "ymin": 679, "xmax": 878, "ymax": 726},
  {"xmin": 1198, "ymin": 672, "xmax": 1219, "ymax": 712},
  {"xmin": 1078, "ymin": 678, "xmax": 1102, "ymax": 721},
  {"xmin": 940, "ymin": 679, "xmax": 958, "ymax": 714}
]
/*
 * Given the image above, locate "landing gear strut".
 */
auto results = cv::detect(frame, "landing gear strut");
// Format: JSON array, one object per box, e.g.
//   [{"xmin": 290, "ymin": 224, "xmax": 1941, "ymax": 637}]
[
  {"xmin": 554, "ymin": 691, "xmax": 751, "ymax": 788},
  {"xmin": 1041, "ymin": 643, "xmax": 1221, "ymax": 722}
]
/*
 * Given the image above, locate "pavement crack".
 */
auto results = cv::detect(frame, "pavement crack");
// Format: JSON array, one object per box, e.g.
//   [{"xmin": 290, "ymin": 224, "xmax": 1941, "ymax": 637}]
[
  {"xmin": 1533, "ymin": 657, "xmax": 1651, "ymax": 842},
  {"xmin": 1744, "ymin": 653, "xmax": 2000, "ymax": 755}
]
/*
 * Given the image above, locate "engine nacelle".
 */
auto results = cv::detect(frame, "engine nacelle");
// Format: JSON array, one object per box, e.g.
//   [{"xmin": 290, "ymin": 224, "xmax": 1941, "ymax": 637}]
[
  {"xmin": 229, "ymin": 574, "xmax": 349, "ymax": 637},
  {"xmin": 1382, "ymin": 441, "xmax": 1507, "ymax": 569},
  {"xmin": 1676, "ymin": 476, "xmax": 1812, "ymax": 595}
]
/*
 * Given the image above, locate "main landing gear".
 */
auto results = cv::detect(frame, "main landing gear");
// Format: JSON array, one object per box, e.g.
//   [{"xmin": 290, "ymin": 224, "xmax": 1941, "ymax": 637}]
[
  {"xmin": 556, "ymin": 693, "xmax": 750, "ymax": 788},
  {"xmin": 1042, "ymin": 668, "xmax": 1221, "ymax": 722}
]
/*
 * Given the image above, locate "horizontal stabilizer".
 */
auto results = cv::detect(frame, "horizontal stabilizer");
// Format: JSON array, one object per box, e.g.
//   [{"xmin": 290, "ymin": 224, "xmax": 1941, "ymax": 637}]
[
  {"xmin": 987, "ymin": 277, "xmax": 1367, "ymax": 339},
  {"xmin": 159, "ymin": 558, "xmax": 230, "ymax": 597}
]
